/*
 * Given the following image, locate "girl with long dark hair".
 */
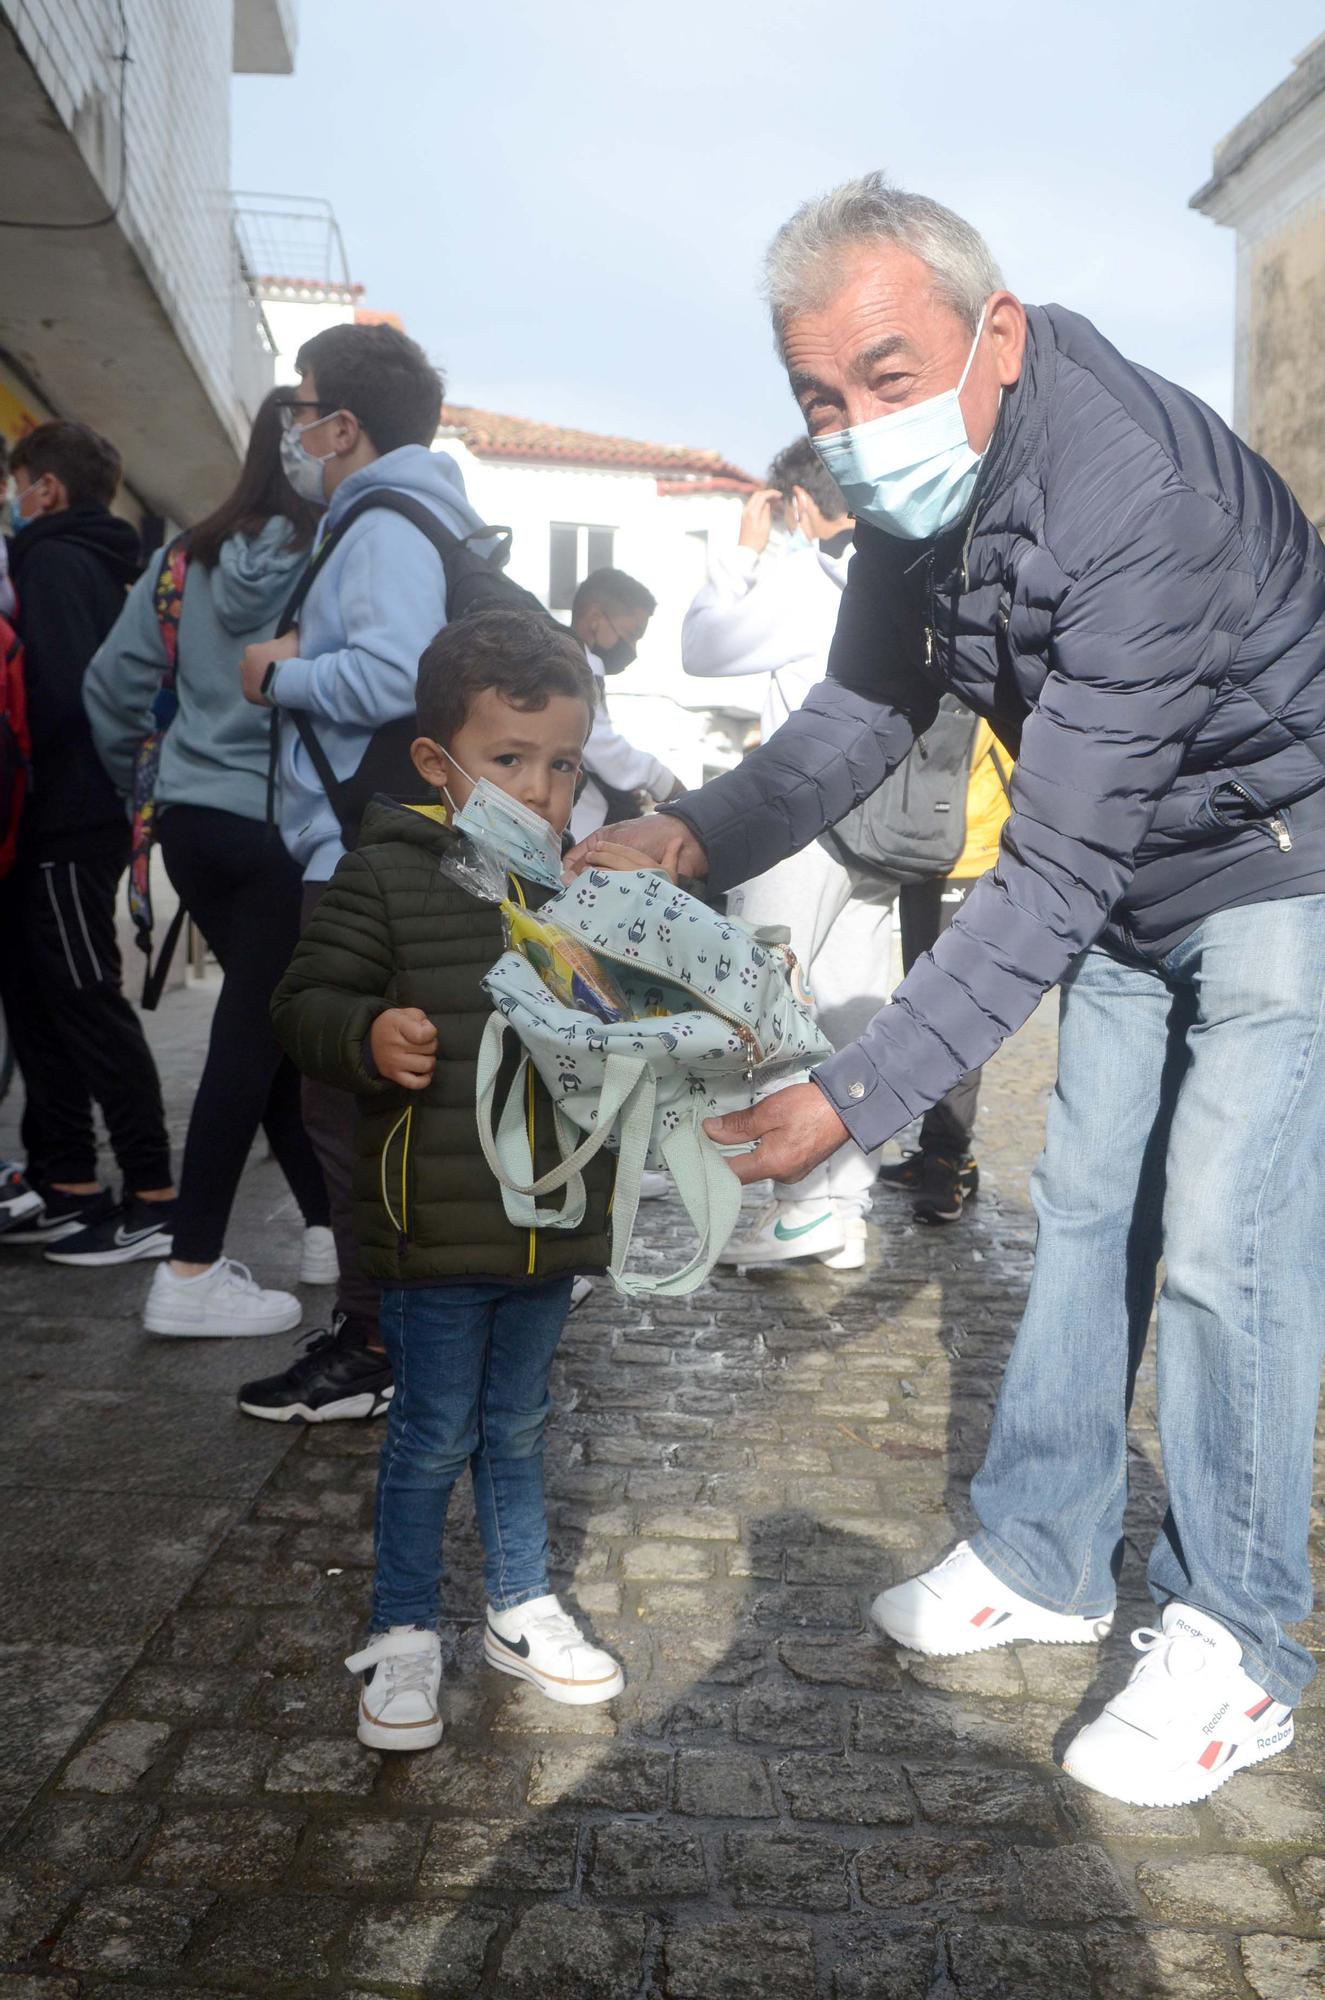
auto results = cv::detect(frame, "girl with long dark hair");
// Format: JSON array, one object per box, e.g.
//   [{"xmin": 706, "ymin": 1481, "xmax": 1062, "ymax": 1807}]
[{"xmin": 85, "ymin": 388, "xmax": 331, "ymax": 1335}]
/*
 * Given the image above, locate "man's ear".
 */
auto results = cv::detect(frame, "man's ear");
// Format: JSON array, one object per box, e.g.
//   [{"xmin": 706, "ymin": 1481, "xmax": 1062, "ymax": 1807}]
[
  {"xmin": 410, "ymin": 736, "xmax": 451, "ymax": 789},
  {"xmin": 986, "ymin": 291, "xmax": 1027, "ymax": 389}
]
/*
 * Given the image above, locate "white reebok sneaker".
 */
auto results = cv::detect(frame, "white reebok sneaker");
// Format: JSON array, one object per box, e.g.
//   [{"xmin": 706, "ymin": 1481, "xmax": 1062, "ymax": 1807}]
[
  {"xmin": 144, "ymin": 1259, "xmax": 303, "ymax": 1338},
  {"xmin": 820, "ymin": 1215, "xmax": 868, "ymax": 1271},
  {"xmin": 483, "ymin": 1593, "xmax": 625, "ymax": 1705},
  {"xmin": 299, "ymin": 1225, "xmax": 339, "ymax": 1286},
  {"xmin": 716, "ymin": 1197, "xmax": 847, "ymax": 1267},
  {"xmin": 871, "ymin": 1541, "xmax": 1115, "ymax": 1656},
  {"xmin": 1062, "ymin": 1603, "xmax": 1294, "ymax": 1807},
  {"xmin": 345, "ymin": 1626, "xmax": 443, "ymax": 1751}
]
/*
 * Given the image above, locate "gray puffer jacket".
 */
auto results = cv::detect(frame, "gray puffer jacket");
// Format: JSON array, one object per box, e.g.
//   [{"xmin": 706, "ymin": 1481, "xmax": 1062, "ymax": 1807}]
[{"xmin": 668, "ymin": 303, "xmax": 1325, "ymax": 1152}]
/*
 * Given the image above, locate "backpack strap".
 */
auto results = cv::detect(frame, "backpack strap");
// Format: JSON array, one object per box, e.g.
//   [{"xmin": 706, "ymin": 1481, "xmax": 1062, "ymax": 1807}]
[
  {"xmin": 987, "ymin": 741, "xmax": 1014, "ymax": 803},
  {"xmin": 269, "ymin": 492, "xmax": 517, "ymax": 840},
  {"xmin": 475, "ymin": 1016, "xmax": 746, "ymax": 1298}
]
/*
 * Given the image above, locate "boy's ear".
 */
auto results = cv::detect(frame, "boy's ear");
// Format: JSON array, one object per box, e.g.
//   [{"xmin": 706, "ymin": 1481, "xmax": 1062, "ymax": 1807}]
[{"xmin": 411, "ymin": 736, "xmax": 451, "ymax": 790}]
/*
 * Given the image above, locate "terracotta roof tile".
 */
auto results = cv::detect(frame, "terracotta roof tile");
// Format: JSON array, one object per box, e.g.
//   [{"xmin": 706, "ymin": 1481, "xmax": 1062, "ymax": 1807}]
[{"xmin": 440, "ymin": 404, "xmax": 756, "ymax": 487}]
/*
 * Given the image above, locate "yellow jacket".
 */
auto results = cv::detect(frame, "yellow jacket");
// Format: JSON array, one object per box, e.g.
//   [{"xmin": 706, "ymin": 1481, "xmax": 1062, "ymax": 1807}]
[{"xmin": 953, "ymin": 723, "xmax": 1014, "ymax": 879}]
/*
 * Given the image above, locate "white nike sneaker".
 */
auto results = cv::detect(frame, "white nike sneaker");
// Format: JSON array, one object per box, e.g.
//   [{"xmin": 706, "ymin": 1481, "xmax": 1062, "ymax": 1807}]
[
  {"xmin": 345, "ymin": 1625, "xmax": 443, "ymax": 1751},
  {"xmin": 299, "ymin": 1225, "xmax": 339, "ymax": 1286},
  {"xmin": 144, "ymin": 1259, "xmax": 303, "ymax": 1338},
  {"xmin": 820, "ymin": 1215, "xmax": 868, "ymax": 1271},
  {"xmin": 638, "ymin": 1170, "xmax": 670, "ymax": 1201},
  {"xmin": 483, "ymin": 1593, "xmax": 625, "ymax": 1705},
  {"xmin": 717, "ymin": 1197, "xmax": 847, "ymax": 1267},
  {"xmin": 1062, "ymin": 1603, "xmax": 1294, "ymax": 1807},
  {"xmin": 871, "ymin": 1541, "xmax": 1115, "ymax": 1656}
]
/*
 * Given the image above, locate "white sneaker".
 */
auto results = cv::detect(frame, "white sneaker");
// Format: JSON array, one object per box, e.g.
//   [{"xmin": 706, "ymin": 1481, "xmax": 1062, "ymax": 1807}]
[
  {"xmin": 569, "ymin": 1276, "xmax": 594, "ymax": 1312},
  {"xmin": 871, "ymin": 1541, "xmax": 1115, "ymax": 1657},
  {"xmin": 345, "ymin": 1625, "xmax": 443, "ymax": 1751},
  {"xmin": 638, "ymin": 1170, "xmax": 670, "ymax": 1201},
  {"xmin": 484, "ymin": 1593, "xmax": 625, "ymax": 1705},
  {"xmin": 716, "ymin": 1197, "xmax": 847, "ymax": 1267},
  {"xmin": 299, "ymin": 1225, "xmax": 339, "ymax": 1286},
  {"xmin": 144, "ymin": 1259, "xmax": 303, "ymax": 1338},
  {"xmin": 1062, "ymin": 1603, "xmax": 1294, "ymax": 1807},
  {"xmin": 820, "ymin": 1215, "xmax": 868, "ymax": 1271}
]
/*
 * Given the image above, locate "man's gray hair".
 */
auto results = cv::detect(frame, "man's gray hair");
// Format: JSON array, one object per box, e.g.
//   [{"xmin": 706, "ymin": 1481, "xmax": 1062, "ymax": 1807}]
[{"xmin": 764, "ymin": 172, "xmax": 1003, "ymax": 350}]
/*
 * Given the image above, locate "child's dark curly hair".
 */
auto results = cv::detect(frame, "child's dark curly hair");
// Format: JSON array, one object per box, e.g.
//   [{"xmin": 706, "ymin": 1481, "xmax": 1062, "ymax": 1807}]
[{"xmin": 416, "ymin": 606, "xmax": 598, "ymax": 745}]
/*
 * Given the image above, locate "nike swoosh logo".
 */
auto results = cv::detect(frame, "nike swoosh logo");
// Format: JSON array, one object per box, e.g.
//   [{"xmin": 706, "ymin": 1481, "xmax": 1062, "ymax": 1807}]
[
  {"xmin": 114, "ymin": 1223, "xmax": 169, "ymax": 1247},
  {"xmin": 486, "ymin": 1624, "xmax": 531, "ymax": 1659},
  {"xmin": 772, "ymin": 1213, "xmax": 834, "ymax": 1242}
]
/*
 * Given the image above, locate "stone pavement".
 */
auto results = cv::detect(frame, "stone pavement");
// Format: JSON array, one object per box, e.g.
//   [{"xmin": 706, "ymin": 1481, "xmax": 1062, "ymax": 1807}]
[{"xmin": 2, "ymin": 984, "xmax": 1325, "ymax": 1999}]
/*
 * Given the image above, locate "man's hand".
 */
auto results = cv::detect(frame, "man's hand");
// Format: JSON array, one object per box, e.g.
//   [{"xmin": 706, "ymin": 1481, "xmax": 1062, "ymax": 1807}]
[
  {"xmin": 565, "ymin": 815, "xmax": 706, "ymax": 881},
  {"xmin": 240, "ymin": 629, "xmax": 299, "ymax": 706},
  {"xmin": 589, "ymin": 839, "xmax": 681, "ymax": 884},
  {"xmin": 704, "ymin": 1082, "xmax": 850, "ymax": 1186},
  {"xmin": 370, "ymin": 1007, "xmax": 438, "ymax": 1091},
  {"xmin": 738, "ymin": 486, "xmax": 781, "ymax": 555}
]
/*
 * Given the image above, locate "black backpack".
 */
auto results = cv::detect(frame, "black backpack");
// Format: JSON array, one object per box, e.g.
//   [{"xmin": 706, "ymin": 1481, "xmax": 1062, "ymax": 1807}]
[
  {"xmin": 270, "ymin": 490, "xmax": 550, "ymax": 849},
  {"xmin": 818, "ymin": 693, "xmax": 979, "ymax": 886}
]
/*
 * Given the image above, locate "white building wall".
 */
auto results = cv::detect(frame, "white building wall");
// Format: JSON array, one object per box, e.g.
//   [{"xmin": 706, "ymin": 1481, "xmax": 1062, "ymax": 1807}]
[
  {"xmin": 439, "ymin": 440, "xmax": 765, "ymax": 785},
  {"xmin": 3, "ymin": 0, "xmax": 264, "ymax": 445}
]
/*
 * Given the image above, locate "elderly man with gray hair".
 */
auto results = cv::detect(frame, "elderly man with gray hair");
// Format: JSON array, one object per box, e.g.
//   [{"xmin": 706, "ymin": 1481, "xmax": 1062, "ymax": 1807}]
[{"xmin": 570, "ymin": 173, "xmax": 1325, "ymax": 1811}]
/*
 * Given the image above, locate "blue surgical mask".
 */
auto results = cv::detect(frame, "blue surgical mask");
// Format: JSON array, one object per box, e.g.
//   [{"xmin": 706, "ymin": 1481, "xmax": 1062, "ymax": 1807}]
[
  {"xmin": 812, "ymin": 305, "xmax": 993, "ymax": 540},
  {"xmin": 448, "ymin": 765, "xmax": 566, "ymax": 891}
]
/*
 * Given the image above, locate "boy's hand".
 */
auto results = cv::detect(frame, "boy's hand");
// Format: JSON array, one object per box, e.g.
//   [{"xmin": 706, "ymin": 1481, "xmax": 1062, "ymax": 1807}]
[
  {"xmin": 240, "ymin": 629, "xmax": 299, "ymax": 705},
  {"xmin": 588, "ymin": 838, "xmax": 684, "ymax": 884},
  {"xmin": 370, "ymin": 1007, "xmax": 438, "ymax": 1090}
]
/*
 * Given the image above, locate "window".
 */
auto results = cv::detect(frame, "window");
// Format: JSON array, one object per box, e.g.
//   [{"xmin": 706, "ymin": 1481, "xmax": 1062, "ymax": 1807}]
[{"xmin": 549, "ymin": 522, "xmax": 616, "ymax": 610}]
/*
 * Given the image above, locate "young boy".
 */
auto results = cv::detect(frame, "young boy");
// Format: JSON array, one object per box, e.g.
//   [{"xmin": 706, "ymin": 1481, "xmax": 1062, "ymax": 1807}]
[{"xmin": 265, "ymin": 605, "xmax": 664, "ymax": 1750}]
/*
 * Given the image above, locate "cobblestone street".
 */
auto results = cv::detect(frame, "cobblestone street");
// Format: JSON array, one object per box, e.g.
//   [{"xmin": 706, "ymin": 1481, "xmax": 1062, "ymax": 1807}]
[{"xmin": 3, "ymin": 983, "xmax": 1325, "ymax": 1999}]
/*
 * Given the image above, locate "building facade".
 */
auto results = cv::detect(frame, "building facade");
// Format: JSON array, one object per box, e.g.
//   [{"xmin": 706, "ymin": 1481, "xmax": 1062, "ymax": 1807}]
[
  {"xmin": 438, "ymin": 408, "xmax": 762, "ymax": 787},
  {"xmin": 0, "ymin": 0, "xmax": 297, "ymax": 522},
  {"xmin": 1192, "ymin": 33, "xmax": 1325, "ymax": 527}
]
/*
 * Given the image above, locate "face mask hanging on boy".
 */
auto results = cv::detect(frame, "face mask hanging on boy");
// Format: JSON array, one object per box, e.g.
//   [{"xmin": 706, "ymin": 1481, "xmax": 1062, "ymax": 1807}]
[{"xmin": 446, "ymin": 763, "xmax": 567, "ymax": 891}]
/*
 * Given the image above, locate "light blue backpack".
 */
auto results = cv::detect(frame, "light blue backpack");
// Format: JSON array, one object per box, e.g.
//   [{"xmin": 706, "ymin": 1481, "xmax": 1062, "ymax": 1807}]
[{"xmin": 476, "ymin": 867, "xmax": 832, "ymax": 1297}]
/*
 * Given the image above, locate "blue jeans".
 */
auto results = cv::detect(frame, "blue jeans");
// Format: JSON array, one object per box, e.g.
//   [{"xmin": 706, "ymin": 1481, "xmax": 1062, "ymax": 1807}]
[
  {"xmin": 970, "ymin": 896, "xmax": 1325, "ymax": 1705},
  {"xmin": 372, "ymin": 1276, "xmax": 573, "ymax": 1629}
]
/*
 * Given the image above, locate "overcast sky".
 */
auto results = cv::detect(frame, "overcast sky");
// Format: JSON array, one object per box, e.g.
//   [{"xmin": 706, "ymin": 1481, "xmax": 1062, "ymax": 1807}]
[{"xmin": 233, "ymin": 2, "xmax": 1320, "ymax": 479}]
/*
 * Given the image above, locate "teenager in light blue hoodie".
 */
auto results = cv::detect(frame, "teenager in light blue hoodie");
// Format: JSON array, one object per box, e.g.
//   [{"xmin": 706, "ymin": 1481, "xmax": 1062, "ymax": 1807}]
[
  {"xmin": 85, "ymin": 390, "xmax": 331, "ymax": 1337},
  {"xmin": 235, "ymin": 322, "xmax": 487, "ymax": 1421}
]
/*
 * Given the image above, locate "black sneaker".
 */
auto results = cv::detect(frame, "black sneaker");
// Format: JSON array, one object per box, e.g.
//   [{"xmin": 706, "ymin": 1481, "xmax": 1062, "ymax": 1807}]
[
  {"xmin": 45, "ymin": 1194, "xmax": 176, "ymax": 1266},
  {"xmin": 237, "ymin": 1313, "xmax": 394, "ymax": 1423},
  {"xmin": 914, "ymin": 1153, "xmax": 977, "ymax": 1227},
  {"xmin": 2, "ymin": 1184, "xmax": 115, "ymax": 1246},
  {"xmin": 0, "ymin": 1162, "xmax": 44, "ymax": 1235},
  {"xmin": 879, "ymin": 1149, "xmax": 979, "ymax": 1200}
]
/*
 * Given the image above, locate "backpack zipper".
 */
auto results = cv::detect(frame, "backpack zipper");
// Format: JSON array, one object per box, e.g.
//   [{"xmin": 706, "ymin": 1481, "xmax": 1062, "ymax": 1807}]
[{"xmin": 585, "ymin": 934, "xmax": 766, "ymax": 1068}]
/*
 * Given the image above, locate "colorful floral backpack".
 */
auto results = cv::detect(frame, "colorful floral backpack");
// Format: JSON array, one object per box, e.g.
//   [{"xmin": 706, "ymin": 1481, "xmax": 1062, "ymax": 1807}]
[{"xmin": 476, "ymin": 867, "xmax": 833, "ymax": 1297}]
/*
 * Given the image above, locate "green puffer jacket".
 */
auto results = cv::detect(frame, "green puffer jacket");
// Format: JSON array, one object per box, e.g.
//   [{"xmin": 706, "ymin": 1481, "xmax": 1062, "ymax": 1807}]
[{"xmin": 271, "ymin": 796, "xmax": 613, "ymax": 1285}]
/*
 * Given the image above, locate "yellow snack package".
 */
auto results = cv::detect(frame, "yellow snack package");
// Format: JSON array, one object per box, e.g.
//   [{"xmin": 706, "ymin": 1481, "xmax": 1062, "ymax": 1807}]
[{"xmin": 501, "ymin": 901, "xmax": 630, "ymax": 1023}]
